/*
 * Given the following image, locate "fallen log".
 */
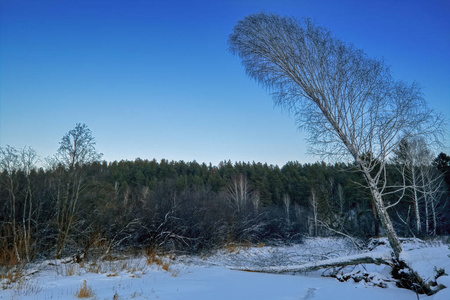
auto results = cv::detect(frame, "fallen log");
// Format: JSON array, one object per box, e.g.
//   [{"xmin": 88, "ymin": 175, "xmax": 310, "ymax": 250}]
[
  {"xmin": 233, "ymin": 252, "xmax": 393, "ymax": 274},
  {"xmin": 233, "ymin": 251, "xmax": 446, "ymax": 296}
]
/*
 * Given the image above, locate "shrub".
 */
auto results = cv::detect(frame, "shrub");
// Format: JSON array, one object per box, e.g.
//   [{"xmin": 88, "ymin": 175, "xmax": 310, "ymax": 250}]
[{"xmin": 76, "ymin": 280, "xmax": 95, "ymax": 298}]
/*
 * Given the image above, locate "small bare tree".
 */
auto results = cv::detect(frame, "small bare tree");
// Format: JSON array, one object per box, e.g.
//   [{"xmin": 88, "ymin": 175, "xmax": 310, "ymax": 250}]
[
  {"xmin": 393, "ymin": 138, "xmax": 447, "ymax": 236},
  {"xmin": 0, "ymin": 146, "xmax": 21, "ymax": 262},
  {"xmin": 421, "ymin": 164, "xmax": 447, "ymax": 236},
  {"xmin": 308, "ymin": 188, "xmax": 319, "ymax": 236},
  {"xmin": 283, "ymin": 193, "xmax": 291, "ymax": 226},
  {"xmin": 229, "ymin": 13, "xmax": 444, "ymax": 262},
  {"xmin": 0, "ymin": 146, "xmax": 39, "ymax": 263},
  {"xmin": 393, "ymin": 138, "xmax": 423, "ymax": 234},
  {"xmin": 19, "ymin": 146, "xmax": 39, "ymax": 262},
  {"xmin": 51, "ymin": 123, "xmax": 102, "ymax": 258},
  {"xmin": 227, "ymin": 174, "xmax": 250, "ymax": 214},
  {"xmin": 251, "ymin": 189, "xmax": 261, "ymax": 214}
]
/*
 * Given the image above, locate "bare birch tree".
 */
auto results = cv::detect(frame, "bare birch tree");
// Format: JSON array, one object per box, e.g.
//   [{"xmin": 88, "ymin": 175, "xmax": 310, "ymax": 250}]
[
  {"xmin": 229, "ymin": 13, "xmax": 444, "ymax": 261},
  {"xmin": 420, "ymin": 164, "xmax": 446, "ymax": 236},
  {"xmin": 410, "ymin": 139, "xmax": 447, "ymax": 236},
  {"xmin": 393, "ymin": 138, "xmax": 447, "ymax": 236},
  {"xmin": 393, "ymin": 138, "xmax": 422, "ymax": 234},
  {"xmin": 227, "ymin": 174, "xmax": 250, "ymax": 214},
  {"xmin": 251, "ymin": 189, "xmax": 261, "ymax": 214},
  {"xmin": 308, "ymin": 188, "xmax": 319, "ymax": 236},
  {"xmin": 283, "ymin": 193, "xmax": 291, "ymax": 226},
  {"xmin": 52, "ymin": 123, "xmax": 102, "ymax": 258}
]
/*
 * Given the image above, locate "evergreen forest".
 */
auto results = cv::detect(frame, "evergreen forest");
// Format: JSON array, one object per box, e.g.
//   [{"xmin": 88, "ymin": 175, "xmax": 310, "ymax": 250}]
[{"xmin": 1, "ymin": 124, "xmax": 449, "ymax": 264}]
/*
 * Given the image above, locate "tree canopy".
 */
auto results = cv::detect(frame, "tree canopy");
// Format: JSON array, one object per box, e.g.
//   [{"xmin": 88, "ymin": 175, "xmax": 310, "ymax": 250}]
[{"xmin": 228, "ymin": 12, "xmax": 445, "ymax": 260}]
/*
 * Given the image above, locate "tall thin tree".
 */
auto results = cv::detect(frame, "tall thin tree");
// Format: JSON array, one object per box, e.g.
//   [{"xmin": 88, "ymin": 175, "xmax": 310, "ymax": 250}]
[
  {"xmin": 229, "ymin": 13, "xmax": 444, "ymax": 260},
  {"xmin": 52, "ymin": 123, "xmax": 102, "ymax": 258}
]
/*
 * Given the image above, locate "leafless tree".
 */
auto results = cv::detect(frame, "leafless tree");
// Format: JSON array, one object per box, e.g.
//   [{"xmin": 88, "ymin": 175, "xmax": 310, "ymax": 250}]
[
  {"xmin": 227, "ymin": 174, "xmax": 251, "ymax": 214},
  {"xmin": 412, "ymin": 141, "xmax": 448, "ymax": 236},
  {"xmin": 19, "ymin": 146, "xmax": 39, "ymax": 262},
  {"xmin": 335, "ymin": 183, "xmax": 346, "ymax": 229},
  {"xmin": 283, "ymin": 193, "xmax": 291, "ymax": 226},
  {"xmin": 393, "ymin": 138, "xmax": 423, "ymax": 234},
  {"xmin": 0, "ymin": 146, "xmax": 39, "ymax": 263},
  {"xmin": 308, "ymin": 188, "xmax": 319, "ymax": 236},
  {"xmin": 421, "ymin": 164, "xmax": 447, "ymax": 236},
  {"xmin": 229, "ymin": 13, "xmax": 444, "ymax": 261},
  {"xmin": 411, "ymin": 139, "xmax": 446, "ymax": 236},
  {"xmin": 57, "ymin": 123, "xmax": 102, "ymax": 168},
  {"xmin": 392, "ymin": 138, "xmax": 447, "ymax": 236},
  {"xmin": 0, "ymin": 146, "xmax": 21, "ymax": 262},
  {"xmin": 251, "ymin": 189, "xmax": 261, "ymax": 214},
  {"xmin": 52, "ymin": 123, "xmax": 102, "ymax": 258}
]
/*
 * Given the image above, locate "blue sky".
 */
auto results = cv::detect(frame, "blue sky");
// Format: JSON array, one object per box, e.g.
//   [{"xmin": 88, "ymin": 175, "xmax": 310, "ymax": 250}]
[{"xmin": 1, "ymin": 0, "xmax": 449, "ymax": 166}]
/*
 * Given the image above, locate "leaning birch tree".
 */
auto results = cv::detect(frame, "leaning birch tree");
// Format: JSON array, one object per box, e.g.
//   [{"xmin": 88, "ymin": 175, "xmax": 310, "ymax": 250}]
[{"xmin": 229, "ymin": 13, "xmax": 443, "ymax": 263}]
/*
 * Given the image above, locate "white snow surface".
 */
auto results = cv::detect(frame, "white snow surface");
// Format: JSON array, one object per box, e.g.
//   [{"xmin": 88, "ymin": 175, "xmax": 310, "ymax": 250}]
[{"xmin": 1, "ymin": 237, "xmax": 449, "ymax": 300}]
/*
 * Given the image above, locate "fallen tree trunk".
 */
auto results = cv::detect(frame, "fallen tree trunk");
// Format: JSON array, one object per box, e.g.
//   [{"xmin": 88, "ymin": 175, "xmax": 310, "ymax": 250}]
[
  {"xmin": 233, "ymin": 251, "xmax": 446, "ymax": 295},
  {"xmin": 391, "ymin": 258, "xmax": 447, "ymax": 295},
  {"xmin": 234, "ymin": 252, "xmax": 393, "ymax": 274}
]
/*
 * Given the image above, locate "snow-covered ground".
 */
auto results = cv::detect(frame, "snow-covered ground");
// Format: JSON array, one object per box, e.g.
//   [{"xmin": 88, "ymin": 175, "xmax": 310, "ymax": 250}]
[{"xmin": 1, "ymin": 237, "xmax": 449, "ymax": 299}]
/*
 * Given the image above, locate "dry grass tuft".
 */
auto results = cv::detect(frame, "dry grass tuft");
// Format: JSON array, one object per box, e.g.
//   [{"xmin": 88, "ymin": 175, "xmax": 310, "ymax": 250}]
[
  {"xmin": 1, "ymin": 269, "xmax": 17, "ymax": 282},
  {"xmin": 146, "ymin": 248, "xmax": 163, "ymax": 266},
  {"xmin": 0, "ymin": 267, "xmax": 24, "ymax": 286},
  {"xmin": 162, "ymin": 262, "xmax": 170, "ymax": 272},
  {"xmin": 76, "ymin": 280, "xmax": 95, "ymax": 298},
  {"xmin": 0, "ymin": 226, "xmax": 35, "ymax": 270},
  {"xmin": 88, "ymin": 263, "xmax": 101, "ymax": 274},
  {"xmin": 66, "ymin": 264, "xmax": 76, "ymax": 276},
  {"xmin": 225, "ymin": 242, "xmax": 239, "ymax": 253},
  {"xmin": 144, "ymin": 247, "xmax": 178, "ymax": 274},
  {"xmin": 243, "ymin": 240, "xmax": 252, "ymax": 249},
  {"xmin": 0, "ymin": 247, "xmax": 19, "ymax": 269}
]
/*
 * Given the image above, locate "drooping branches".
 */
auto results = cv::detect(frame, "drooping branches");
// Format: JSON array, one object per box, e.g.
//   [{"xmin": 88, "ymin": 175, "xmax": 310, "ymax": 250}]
[{"xmin": 229, "ymin": 13, "xmax": 444, "ymax": 260}]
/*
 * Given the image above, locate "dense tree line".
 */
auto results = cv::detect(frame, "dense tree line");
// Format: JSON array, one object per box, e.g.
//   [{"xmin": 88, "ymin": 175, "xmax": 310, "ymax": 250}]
[{"xmin": 1, "ymin": 126, "xmax": 449, "ymax": 265}]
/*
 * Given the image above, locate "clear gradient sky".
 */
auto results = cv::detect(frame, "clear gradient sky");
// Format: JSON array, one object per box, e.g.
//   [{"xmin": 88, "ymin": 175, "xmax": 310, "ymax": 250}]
[{"xmin": 1, "ymin": 0, "xmax": 449, "ymax": 166}]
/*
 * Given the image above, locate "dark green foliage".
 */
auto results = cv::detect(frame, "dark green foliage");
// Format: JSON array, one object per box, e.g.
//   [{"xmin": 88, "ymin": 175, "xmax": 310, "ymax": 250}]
[
  {"xmin": 1, "ymin": 153, "xmax": 449, "ymax": 261},
  {"xmin": 434, "ymin": 153, "xmax": 450, "ymax": 192}
]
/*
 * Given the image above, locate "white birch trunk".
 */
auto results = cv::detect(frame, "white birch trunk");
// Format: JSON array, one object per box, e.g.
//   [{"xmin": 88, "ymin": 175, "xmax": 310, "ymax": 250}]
[
  {"xmin": 283, "ymin": 194, "xmax": 291, "ymax": 226},
  {"xmin": 411, "ymin": 163, "xmax": 421, "ymax": 233},
  {"xmin": 309, "ymin": 189, "xmax": 318, "ymax": 237}
]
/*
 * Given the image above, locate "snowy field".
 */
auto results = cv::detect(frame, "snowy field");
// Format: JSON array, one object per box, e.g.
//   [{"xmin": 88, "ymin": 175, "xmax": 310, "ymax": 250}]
[{"xmin": 1, "ymin": 237, "xmax": 449, "ymax": 299}]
